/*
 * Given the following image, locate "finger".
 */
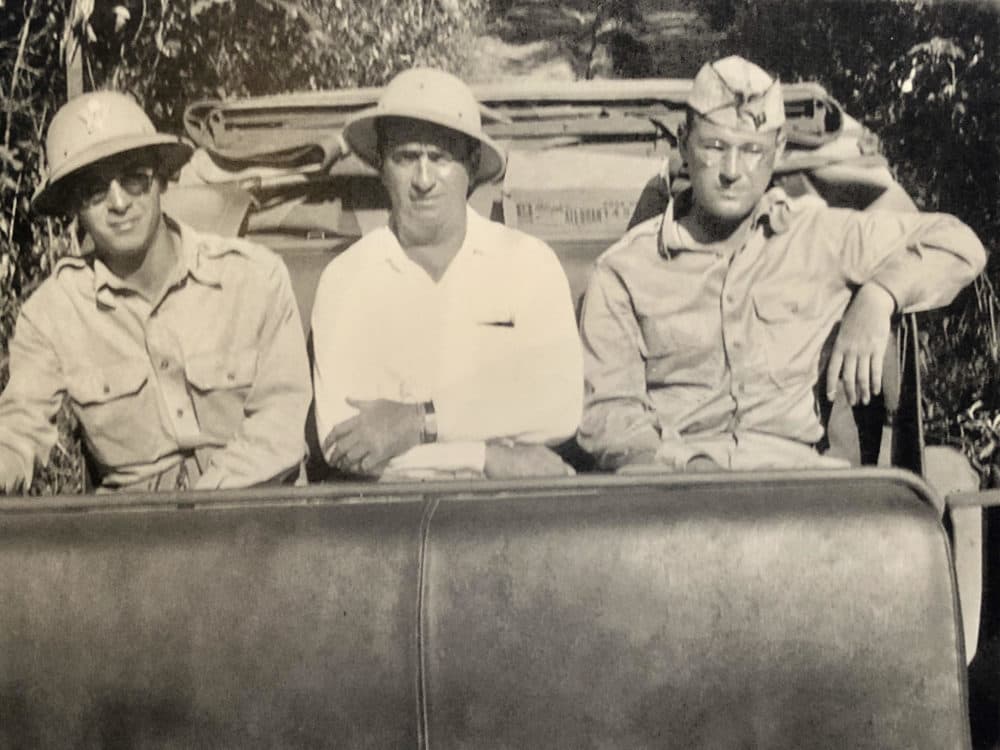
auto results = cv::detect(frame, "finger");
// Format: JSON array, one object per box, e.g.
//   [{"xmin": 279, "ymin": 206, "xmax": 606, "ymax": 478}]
[
  {"xmin": 871, "ymin": 343, "xmax": 885, "ymax": 397},
  {"xmin": 366, "ymin": 457, "xmax": 392, "ymax": 477},
  {"xmin": 841, "ymin": 353, "xmax": 858, "ymax": 406},
  {"xmin": 322, "ymin": 430, "xmax": 336, "ymax": 454},
  {"xmin": 358, "ymin": 454, "xmax": 386, "ymax": 476},
  {"xmin": 329, "ymin": 416, "xmax": 360, "ymax": 442},
  {"xmin": 329, "ymin": 432, "xmax": 363, "ymax": 465},
  {"xmin": 341, "ymin": 444, "xmax": 371, "ymax": 467},
  {"xmin": 826, "ymin": 350, "xmax": 844, "ymax": 401},
  {"xmin": 857, "ymin": 352, "xmax": 872, "ymax": 406},
  {"xmin": 345, "ymin": 397, "xmax": 371, "ymax": 410}
]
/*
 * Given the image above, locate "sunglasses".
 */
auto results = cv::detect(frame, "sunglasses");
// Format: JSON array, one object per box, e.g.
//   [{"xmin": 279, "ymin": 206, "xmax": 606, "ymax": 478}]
[{"xmin": 76, "ymin": 168, "xmax": 156, "ymax": 208}]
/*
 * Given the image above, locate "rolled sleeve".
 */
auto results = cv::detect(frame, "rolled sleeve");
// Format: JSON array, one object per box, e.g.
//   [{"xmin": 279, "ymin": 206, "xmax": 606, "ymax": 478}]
[
  {"xmin": 381, "ymin": 441, "xmax": 487, "ymax": 479},
  {"xmin": 834, "ymin": 210, "xmax": 986, "ymax": 313},
  {"xmin": 654, "ymin": 440, "xmax": 708, "ymax": 472}
]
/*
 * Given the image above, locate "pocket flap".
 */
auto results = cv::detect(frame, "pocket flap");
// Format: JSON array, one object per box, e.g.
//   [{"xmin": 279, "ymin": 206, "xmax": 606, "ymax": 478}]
[
  {"xmin": 753, "ymin": 292, "xmax": 812, "ymax": 323},
  {"xmin": 185, "ymin": 349, "xmax": 258, "ymax": 391},
  {"xmin": 68, "ymin": 362, "xmax": 149, "ymax": 405}
]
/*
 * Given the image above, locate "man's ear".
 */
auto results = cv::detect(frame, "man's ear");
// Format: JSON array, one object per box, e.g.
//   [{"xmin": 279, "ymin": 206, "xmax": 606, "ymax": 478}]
[
  {"xmin": 773, "ymin": 129, "xmax": 787, "ymax": 165},
  {"xmin": 467, "ymin": 141, "xmax": 481, "ymax": 175},
  {"xmin": 677, "ymin": 120, "xmax": 690, "ymax": 164}
]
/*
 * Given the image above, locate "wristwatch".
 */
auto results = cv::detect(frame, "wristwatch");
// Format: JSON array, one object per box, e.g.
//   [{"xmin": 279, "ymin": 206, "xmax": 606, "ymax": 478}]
[{"xmin": 420, "ymin": 401, "xmax": 437, "ymax": 444}]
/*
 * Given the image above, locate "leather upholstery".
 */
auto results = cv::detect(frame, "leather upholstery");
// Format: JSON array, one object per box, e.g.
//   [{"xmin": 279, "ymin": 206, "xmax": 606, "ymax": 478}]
[
  {"xmin": 0, "ymin": 497, "xmax": 424, "ymax": 748},
  {"xmin": 422, "ymin": 476, "xmax": 967, "ymax": 748},
  {"xmin": 0, "ymin": 472, "xmax": 969, "ymax": 748}
]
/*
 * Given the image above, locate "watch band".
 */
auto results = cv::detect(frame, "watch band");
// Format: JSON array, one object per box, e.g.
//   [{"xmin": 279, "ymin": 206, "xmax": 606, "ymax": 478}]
[{"xmin": 420, "ymin": 401, "xmax": 438, "ymax": 444}]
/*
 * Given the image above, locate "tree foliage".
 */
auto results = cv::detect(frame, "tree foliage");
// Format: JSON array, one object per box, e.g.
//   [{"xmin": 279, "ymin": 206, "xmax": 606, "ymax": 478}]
[{"xmin": 69, "ymin": 0, "xmax": 485, "ymax": 126}]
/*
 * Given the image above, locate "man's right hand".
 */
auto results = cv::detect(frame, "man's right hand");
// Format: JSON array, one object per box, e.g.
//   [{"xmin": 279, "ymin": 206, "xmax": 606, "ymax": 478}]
[
  {"xmin": 825, "ymin": 282, "xmax": 895, "ymax": 407},
  {"xmin": 484, "ymin": 443, "xmax": 575, "ymax": 479},
  {"xmin": 323, "ymin": 398, "xmax": 423, "ymax": 476}
]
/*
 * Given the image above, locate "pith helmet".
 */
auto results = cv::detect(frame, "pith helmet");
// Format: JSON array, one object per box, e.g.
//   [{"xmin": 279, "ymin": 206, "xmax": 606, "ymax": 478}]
[
  {"xmin": 688, "ymin": 56, "xmax": 785, "ymax": 132},
  {"xmin": 342, "ymin": 67, "xmax": 506, "ymax": 185},
  {"xmin": 32, "ymin": 90, "xmax": 193, "ymax": 215}
]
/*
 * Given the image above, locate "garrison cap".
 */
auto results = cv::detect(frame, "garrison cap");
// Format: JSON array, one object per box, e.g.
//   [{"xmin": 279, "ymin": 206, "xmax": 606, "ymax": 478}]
[{"xmin": 688, "ymin": 56, "xmax": 784, "ymax": 132}]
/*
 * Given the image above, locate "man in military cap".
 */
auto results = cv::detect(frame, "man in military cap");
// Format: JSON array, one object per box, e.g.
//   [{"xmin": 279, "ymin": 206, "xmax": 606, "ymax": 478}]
[
  {"xmin": 578, "ymin": 55, "xmax": 985, "ymax": 472},
  {"xmin": 0, "ymin": 91, "xmax": 311, "ymax": 492},
  {"xmin": 311, "ymin": 67, "xmax": 582, "ymax": 479}
]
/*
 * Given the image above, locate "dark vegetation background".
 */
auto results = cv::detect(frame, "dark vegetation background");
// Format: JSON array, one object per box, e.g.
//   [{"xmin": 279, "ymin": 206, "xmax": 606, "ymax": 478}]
[{"xmin": 1, "ymin": 0, "xmax": 997, "ymax": 493}]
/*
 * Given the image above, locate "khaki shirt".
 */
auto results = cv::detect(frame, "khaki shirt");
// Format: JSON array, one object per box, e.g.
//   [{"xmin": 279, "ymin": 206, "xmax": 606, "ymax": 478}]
[
  {"xmin": 578, "ymin": 188, "xmax": 986, "ymax": 471},
  {"xmin": 0, "ymin": 217, "xmax": 311, "ymax": 491}
]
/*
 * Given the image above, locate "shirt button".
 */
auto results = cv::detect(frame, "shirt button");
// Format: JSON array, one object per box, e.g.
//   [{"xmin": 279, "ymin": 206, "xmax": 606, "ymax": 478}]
[
  {"xmin": 227, "ymin": 372, "xmax": 235, "ymax": 382},
  {"xmin": 176, "ymin": 408, "xmax": 184, "ymax": 418},
  {"xmin": 160, "ymin": 359, "xmax": 169, "ymax": 370},
  {"xmin": 102, "ymin": 384, "xmax": 110, "ymax": 394},
  {"xmin": 725, "ymin": 294, "xmax": 736, "ymax": 305}
]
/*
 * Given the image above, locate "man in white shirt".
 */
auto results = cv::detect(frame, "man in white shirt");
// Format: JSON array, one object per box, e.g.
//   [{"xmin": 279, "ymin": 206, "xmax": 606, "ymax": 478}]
[{"xmin": 311, "ymin": 68, "xmax": 583, "ymax": 480}]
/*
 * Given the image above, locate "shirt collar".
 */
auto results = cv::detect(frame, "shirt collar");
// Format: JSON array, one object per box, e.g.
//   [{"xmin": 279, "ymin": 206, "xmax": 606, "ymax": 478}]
[
  {"xmin": 92, "ymin": 215, "xmax": 222, "ymax": 308},
  {"xmin": 658, "ymin": 186, "xmax": 793, "ymax": 259},
  {"xmin": 383, "ymin": 205, "xmax": 492, "ymax": 274}
]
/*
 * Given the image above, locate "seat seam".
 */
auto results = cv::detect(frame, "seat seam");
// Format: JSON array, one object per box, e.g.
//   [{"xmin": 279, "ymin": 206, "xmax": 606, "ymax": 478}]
[{"xmin": 415, "ymin": 494, "xmax": 441, "ymax": 750}]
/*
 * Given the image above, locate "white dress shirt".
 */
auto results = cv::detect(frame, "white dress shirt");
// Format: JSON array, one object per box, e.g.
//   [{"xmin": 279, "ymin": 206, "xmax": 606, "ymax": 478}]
[{"xmin": 311, "ymin": 206, "xmax": 583, "ymax": 478}]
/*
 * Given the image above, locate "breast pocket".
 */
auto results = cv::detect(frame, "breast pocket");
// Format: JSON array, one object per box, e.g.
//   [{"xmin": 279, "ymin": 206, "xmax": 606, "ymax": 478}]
[
  {"xmin": 184, "ymin": 349, "xmax": 258, "ymax": 438},
  {"xmin": 640, "ymin": 313, "xmax": 713, "ymax": 356},
  {"xmin": 753, "ymin": 290, "xmax": 822, "ymax": 386},
  {"xmin": 67, "ymin": 361, "xmax": 160, "ymax": 465}
]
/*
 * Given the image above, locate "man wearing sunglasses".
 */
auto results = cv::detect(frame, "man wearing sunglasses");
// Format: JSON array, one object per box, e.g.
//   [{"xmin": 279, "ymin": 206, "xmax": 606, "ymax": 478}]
[
  {"xmin": 0, "ymin": 91, "xmax": 311, "ymax": 492},
  {"xmin": 578, "ymin": 56, "xmax": 986, "ymax": 473}
]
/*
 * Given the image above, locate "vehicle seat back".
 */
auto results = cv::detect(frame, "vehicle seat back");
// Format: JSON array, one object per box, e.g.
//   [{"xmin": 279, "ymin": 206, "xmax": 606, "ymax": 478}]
[
  {"xmin": 421, "ymin": 475, "xmax": 968, "ymax": 748},
  {"xmin": 0, "ymin": 474, "xmax": 969, "ymax": 748}
]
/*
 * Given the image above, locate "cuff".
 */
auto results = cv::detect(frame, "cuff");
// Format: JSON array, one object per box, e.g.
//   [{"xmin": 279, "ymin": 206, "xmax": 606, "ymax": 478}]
[
  {"xmin": 384, "ymin": 441, "xmax": 487, "ymax": 477},
  {"xmin": 870, "ymin": 255, "xmax": 915, "ymax": 312},
  {"xmin": 654, "ymin": 441, "xmax": 710, "ymax": 471}
]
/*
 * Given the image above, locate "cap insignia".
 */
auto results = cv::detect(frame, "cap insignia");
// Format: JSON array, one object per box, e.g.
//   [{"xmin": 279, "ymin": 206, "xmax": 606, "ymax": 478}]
[{"xmin": 78, "ymin": 98, "xmax": 105, "ymax": 136}]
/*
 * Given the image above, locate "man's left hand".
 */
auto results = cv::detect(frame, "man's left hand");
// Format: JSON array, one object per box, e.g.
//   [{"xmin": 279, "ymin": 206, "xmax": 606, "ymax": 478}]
[
  {"xmin": 323, "ymin": 398, "xmax": 423, "ymax": 476},
  {"xmin": 826, "ymin": 283, "xmax": 896, "ymax": 406}
]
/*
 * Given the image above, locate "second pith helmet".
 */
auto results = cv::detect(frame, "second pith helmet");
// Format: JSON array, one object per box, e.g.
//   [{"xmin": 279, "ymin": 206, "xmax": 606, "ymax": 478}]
[{"xmin": 342, "ymin": 68, "xmax": 506, "ymax": 185}]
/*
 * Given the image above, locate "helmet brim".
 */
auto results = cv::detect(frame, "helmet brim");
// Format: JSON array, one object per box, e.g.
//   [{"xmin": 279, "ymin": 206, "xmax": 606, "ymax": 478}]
[
  {"xmin": 32, "ymin": 137, "xmax": 193, "ymax": 216},
  {"xmin": 343, "ymin": 106, "xmax": 506, "ymax": 187}
]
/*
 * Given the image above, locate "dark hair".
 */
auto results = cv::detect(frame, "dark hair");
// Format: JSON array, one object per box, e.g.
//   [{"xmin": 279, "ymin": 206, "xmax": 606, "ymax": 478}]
[{"xmin": 374, "ymin": 117, "xmax": 482, "ymax": 192}]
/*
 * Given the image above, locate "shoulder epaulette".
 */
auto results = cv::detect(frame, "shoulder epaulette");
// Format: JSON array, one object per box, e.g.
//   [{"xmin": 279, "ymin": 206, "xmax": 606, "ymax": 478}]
[
  {"xmin": 596, "ymin": 215, "xmax": 660, "ymax": 265},
  {"xmin": 200, "ymin": 234, "xmax": 272, "ymax": 260}
]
